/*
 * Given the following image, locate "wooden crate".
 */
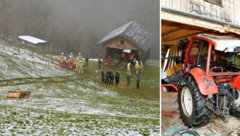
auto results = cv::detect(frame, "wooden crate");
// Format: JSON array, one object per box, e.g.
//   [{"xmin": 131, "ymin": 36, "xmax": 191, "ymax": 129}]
[{"xmin": 7, "ymin": 90, "xmax": 31, "ymax": 99}]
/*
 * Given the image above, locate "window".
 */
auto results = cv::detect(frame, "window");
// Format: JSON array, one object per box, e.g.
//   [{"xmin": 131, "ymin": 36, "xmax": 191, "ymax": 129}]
[
  {"xmin": 188, "ymin": 40, "xmax": 209, "ymax": 70},
  {"xmin": 120, "ymin": 39, "xmax": 124, "ymax": 45},
  {"xmin": 205, "ymin": 0, "xmax": 222, "ymax": 6}
]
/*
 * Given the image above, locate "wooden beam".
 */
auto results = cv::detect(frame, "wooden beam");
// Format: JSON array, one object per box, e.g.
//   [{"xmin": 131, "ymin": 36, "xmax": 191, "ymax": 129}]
[
  {"xmin": 162, "ymin": 29, "xmax": 207, "ymax": 42},
  {"xmin": 162, "ymin": 27, "xmax": 184, "ymax": 37},
  {"xmin": 162, "ymin": 30, "xmax": 209, "ymax": 42}
]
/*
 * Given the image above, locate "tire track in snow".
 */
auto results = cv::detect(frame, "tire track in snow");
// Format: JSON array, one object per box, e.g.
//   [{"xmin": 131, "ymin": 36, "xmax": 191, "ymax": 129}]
[{"xmin": 0, "ymin": 74, "xmax": 80, "ymax": 86}]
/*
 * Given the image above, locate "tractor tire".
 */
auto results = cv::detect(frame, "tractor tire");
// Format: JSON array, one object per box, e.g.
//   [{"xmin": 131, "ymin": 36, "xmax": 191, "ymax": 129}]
[
  {"xmin": 231, "ymin": 90, "xmax": 240, "ymax": 117},
  {"xmin": 178, "ymin": 75, "xmax": 212, "ymax": 127}
]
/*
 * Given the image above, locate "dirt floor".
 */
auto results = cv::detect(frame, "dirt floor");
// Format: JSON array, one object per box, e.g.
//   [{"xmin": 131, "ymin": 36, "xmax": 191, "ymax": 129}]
[
  {"xmin": 162, "ymin": 105, "xmax": 240, "ymax": 136},
  {"xmin": 161, "ymin": 91, "xmax": 240, "ymax": 135}
]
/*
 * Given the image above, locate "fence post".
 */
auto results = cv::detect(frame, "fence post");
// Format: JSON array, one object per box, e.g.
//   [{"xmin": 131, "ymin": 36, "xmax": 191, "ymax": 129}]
[
  {"xmin": 18, "ymin": 48, "xmax": 20, "ymax": 55},
  {"xmin": 32, "ymin": 51, "xmax": 33, "ymax": 59}
]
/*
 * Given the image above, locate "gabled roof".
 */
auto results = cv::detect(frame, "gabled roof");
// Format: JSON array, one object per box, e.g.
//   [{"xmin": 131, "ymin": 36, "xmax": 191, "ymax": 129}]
[
  {"xmin": 18, "ymin": 35, "xmax": 47, "ymax": 45},
  {"xmin": 98, "ymin": 21, "xmax": 151, "ymax": 52}
]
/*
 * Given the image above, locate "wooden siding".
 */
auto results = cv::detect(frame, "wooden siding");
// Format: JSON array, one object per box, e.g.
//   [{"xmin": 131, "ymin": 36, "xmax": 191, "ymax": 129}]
[
  {"xmin": 102, "ymin": 38, "xmax": 140, "ymax": 59},
  {"xmin": 161, "ymin": 0, "xmax": 240, "ymax": 25},
  {"xmin": 104, "ymin": 38, "xmax": 139, "ymax": 50}
]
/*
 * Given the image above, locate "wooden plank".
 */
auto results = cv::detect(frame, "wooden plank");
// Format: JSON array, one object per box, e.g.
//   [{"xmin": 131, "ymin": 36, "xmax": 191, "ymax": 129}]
[
  {"xmin": 7, "ymin": 91, "xmax": 20, "ymax": 98},
  {"xmin": 7, "ymin": 90, "xmax": 31, "ymax": 99},
  {"xmin": 162, "ymin": 27, "xmax": 184, "ymax": 37},
  {"xmin": 163, "ymin": 49, "xmax": 170, "ymax": 72}
]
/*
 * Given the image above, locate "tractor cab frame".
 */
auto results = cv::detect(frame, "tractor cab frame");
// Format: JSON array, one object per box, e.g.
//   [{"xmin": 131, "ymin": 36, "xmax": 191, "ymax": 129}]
[{"xmin": 162, "ymin": 34, "xmax": 240, "ymax": 127}]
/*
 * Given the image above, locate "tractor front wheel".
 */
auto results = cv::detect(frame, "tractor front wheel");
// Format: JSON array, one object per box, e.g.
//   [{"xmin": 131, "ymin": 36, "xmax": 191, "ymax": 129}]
[{"xmin": 178, "ymin": 75, "xmax": 212, "ymax": 127}]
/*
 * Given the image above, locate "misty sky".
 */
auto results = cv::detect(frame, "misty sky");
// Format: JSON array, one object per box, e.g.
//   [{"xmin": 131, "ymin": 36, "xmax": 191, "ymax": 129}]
[
  {"xmin": 45, "ymin": 0, "xmax": 159, "ymax": 58},
  {"xmin": 1, "ymin": 0, "xmax": 159, "ymax": 59}
]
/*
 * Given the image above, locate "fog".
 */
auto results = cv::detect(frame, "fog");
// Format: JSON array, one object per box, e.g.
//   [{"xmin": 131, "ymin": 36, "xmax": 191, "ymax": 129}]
[{"xmin": 0, "ymin": 0, "xmax": 159, "ymax": 59}]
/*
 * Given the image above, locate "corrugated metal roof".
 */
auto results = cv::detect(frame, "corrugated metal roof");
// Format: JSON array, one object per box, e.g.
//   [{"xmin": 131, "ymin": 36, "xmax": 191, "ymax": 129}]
[
  {"xmin": 98, "ymin": 21, "xmax": 151, "ymax": 52},
  {"xmin": 18, "ymin": 35, "xmax": 47, "ymax": 45}
]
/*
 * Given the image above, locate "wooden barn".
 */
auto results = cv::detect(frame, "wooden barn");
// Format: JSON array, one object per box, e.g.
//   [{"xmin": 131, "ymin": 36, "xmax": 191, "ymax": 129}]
[
  {"xmin": 18, "ymin": 35, "xmax": 48, "ymax": 51},
  {"xmin": 97, "ymin": 21, "xmax": 151, "ymax": 64}
]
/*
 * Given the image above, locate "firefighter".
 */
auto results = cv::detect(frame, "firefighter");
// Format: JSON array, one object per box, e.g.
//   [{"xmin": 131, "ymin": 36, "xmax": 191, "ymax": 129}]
[
  {"xmin": 69, "ymin": 52, "xmax": 74, "ymax": 61},
  {"xmin": 67, "ymin": 52, "xmax": 74, "ymax": 69},
  {"xmin": 79, "ymin": 60, "xmax": 84, "ymax": 74},
  {"xmin": 60, "ymin": 53, "xmax": 66, "ymax": 62},
  {"xmin": 82, "ymin": 58, "xmax": 86, "ymax": 70},
  {"xmin": 134, "ymin": 61, "xmax": 140, "ymax": 74},
  {"xmin": 127, "ymin": 62, "xmax": 131, "ymax": 76},
  {"xmin": 139, "ymin": 61, "xmax": 144, "ymax": 73},
  {"xmin": 75, "ymin": 61, "xmax": 80, "ymax": 72},
  {"xmin": 76, "ymin": 52, "xmax": 83, "ymax": 61},
  {"xmin": 59, "ymin": 53, "xmax": 66, "ymax": 68}
]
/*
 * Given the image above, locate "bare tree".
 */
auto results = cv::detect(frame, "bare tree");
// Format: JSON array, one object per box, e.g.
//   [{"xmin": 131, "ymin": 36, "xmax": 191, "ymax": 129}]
[{"xmin": 0, "ymin": 0, "xmax": 9, "ymax": 40}]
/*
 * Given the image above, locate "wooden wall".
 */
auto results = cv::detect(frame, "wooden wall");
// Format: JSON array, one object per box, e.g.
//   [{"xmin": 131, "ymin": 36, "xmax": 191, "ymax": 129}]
[
  {"xmin": 104, "ymin": 38, "xmax": 139, "ymax": 50},
  {"xmin": 161, "ymin": 0, "xmax": 240, "ymax": 25},
  {"xmin": 102, "ymin": 38, "xmax": 141, "ymax": 59}
]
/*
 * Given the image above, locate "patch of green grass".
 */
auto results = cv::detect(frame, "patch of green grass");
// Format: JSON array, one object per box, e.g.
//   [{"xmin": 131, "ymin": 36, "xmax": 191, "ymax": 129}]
[
  {"xmin": 34, "ymin": 94, "xmax": 44, "ymax": 99},
  {"xmin": 88, "ymin": 61, "xmax": 160, "ymax": 101},
  {"xmin": 12, "ymin": 111, "xmax": 17, "ymax": 115},
  {"xmin": 36, "ymin": 115, "xmax": 44, "ymax": 120}
]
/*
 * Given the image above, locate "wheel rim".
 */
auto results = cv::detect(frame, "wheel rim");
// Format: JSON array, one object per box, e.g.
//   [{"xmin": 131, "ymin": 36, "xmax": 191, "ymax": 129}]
[
  {"xmin": 181, "ymin": 86, "xmax": 193, "ymax": 117},
  {"xmin": 234, "ymin": 91, "xmax": 240, "ymax": 106}
]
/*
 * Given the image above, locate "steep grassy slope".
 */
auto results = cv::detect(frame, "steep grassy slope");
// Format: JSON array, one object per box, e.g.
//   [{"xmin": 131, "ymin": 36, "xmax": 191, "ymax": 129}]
[{"xmin": 0, "ymin": 41, "xmax": 159, "ymax": 135}]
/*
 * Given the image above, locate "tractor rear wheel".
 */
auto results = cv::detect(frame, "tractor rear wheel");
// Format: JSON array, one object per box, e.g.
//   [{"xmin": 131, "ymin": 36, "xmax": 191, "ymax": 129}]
[
  {"xmin": 231, "ymin": 90, "xmax": 240, "ymax": 116},
  {"xmin": 178, "ymin": 75, "xmax": 212, "ymax": 127}
]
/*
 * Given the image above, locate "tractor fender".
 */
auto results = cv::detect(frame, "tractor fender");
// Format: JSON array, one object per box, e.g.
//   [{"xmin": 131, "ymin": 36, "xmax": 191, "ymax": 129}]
[
  {"xmin": 231, "ymin": 75, "xmax": 240, "ymax": 90},
  {"xmin": 185, "ymin": 67, "xmax": 218, "ymax": 95}
]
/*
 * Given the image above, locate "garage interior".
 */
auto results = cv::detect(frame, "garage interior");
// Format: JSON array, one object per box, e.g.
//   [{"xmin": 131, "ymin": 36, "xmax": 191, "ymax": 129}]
[{"xmin": 161, "ymin": 16, "xmax": 240, "ymax": 135}]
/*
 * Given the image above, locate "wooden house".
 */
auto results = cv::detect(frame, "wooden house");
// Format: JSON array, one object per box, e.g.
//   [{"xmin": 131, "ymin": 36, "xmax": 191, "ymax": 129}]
[{"xmin": 97, "ymin": 21, "xmax": 151, "ymax": 64}]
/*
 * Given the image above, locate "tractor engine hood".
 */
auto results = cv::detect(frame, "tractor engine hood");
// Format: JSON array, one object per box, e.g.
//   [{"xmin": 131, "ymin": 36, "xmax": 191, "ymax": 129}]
[{"xmin": 231, "ymin": 75, "xmax": 240, "ymax": 90}]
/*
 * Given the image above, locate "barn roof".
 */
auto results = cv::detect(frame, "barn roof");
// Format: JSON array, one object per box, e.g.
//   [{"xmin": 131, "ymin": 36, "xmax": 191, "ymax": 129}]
[
  {"xmin": 98, "ymin": 21, "xmax": 151, "ymax": 52},
  {"xmin": 18, "ymin": 35, "xmax": 47, "ymax": 45}
]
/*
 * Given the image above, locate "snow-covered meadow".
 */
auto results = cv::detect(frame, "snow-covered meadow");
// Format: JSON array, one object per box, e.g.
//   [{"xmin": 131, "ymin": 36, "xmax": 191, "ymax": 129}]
[{"xmin": 0, "ymin": 42, "xmax": 159, "ymax": 135}]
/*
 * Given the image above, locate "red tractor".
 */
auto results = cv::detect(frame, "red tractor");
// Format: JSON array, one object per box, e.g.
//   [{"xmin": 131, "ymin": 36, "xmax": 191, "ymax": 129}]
[
  {"xmin": 58, "ymin": 57, "xmax": 75, "ymax": 69},
  {"xmin": 66, "ymin": 59, "xmax": 75, "ymax": 69},
  {"xmin": 162, "ymin": 34, "xmax": 240, "ymax": 127},
  {"xmin": 59, "ymin": 60, "xmax": 66, "ymax": 68}
]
